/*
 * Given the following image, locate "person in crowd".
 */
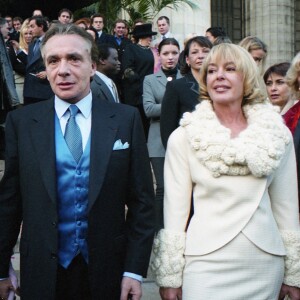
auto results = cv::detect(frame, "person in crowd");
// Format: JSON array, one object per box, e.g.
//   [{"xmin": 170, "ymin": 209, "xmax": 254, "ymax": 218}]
[
  {"xmin": 263, "ymin": 62, "xmax": 295, "ymax": 114},
  {"xmin": 151, "ymin": 16, "xmax": 173, "ymax": 48},
  {"xmin": 11, "ymin": 16, "xmax": 22, "ymax": 41},
  {"xmin": 130, "ymin": 19, "xmax": 144, "ymax": 43},
  {"xmin": 239, "ymin": 36, "xmax": 267, "ymax": 71},
  {"xmin": 123, "ymin": 20, "xmax": 130, "ymax": 39},
  {"xmin": 178, "ymin": 33, "xmax": 197, "ymax": 71},
  {"xmin": 22, "ymin": 16, "xmax": 53, "ymax": 104},
  {"xmin": 32, "ymin": 9, "xmax": 43, "ymax": 16},
  {"xmin": 0, "ymin": 23, "xmax": 155, "ymax": 300},
  {"xmin": 122, "ymin": 23, "xmax": 156, "ymax": 138},
  {"xmin": 205, "ymin": 26, "xmax": 227, "ymax": 43},
  {"xmin": 91, "ymin": 43, "xmax": 121, "ymax": 103},
  {"xmin": 74, "ymin": 18, "xmax": 89, "ymax": 30},
  {"xmin": 283, "ymin": 53, "xmax": 300, "ymax": 213},
  {"xmin": 213, "ymin": 35, "xmax": 232, "ymax": 45},
  {"xmin": 10, "ymin": 20, "xmax": 33, "ymax": 104},
  {"xmin": 143, "ymin": 38, "xmax": 181, "ymax": 232},
  {"xmin": 86, "ymin": 26, "xmax": 98, "ymax": 41},
  {"xmin": 160, "ymin": 36, "xmax": 213, "ymax": 148},
  {"xmin": 152, "ymin": 43, "xmax": 300, "ymax": 300},
  {"xmin": 58, "ymin": 8, "xmax": 72, "ymax": 25},
  {"xmin": 91, "ymin": 13, "xmax": 113, "ymax": 45},
  {"xmin": 0, "ymin": 17, "xmax": 20, "ymax": 158}
]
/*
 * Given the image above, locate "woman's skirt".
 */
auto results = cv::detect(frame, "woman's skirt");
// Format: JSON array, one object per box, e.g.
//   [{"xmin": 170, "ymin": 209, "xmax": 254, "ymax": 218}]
[{"xmin": 182, "ymin": 232, "xmax": 284, "ymax": 300}]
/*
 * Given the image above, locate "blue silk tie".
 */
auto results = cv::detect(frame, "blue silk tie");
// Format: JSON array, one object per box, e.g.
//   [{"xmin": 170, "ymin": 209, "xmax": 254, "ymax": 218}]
[{"xmin": 64, "ymin": 105, "xmax": 83, "ymax": 163}]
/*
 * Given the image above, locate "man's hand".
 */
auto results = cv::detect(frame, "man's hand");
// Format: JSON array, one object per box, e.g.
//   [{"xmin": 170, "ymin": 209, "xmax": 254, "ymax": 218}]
[
  {"xmin": 0, "ymin": 278, "xmax": 14, "ymax": 300},
  {"xmin": 279, "ymin": 284, "xmax": 300, "ymax": 300},
  {"xmin": 36, "ymin": 71, "xmax": 47, "ymax": 80},
  {"xmin": 160, "ymin": 287, "xmax": 182, "ymax": 300},
  {"xmin": 120, "ymin": 277, "xmax": 142, "ymax": 300}
]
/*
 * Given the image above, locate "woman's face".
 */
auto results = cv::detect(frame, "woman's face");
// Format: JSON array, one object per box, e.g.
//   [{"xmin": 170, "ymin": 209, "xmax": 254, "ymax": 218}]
[
  {"xmin": 24, "ymin": 29, "xmax": 33, "ymax": 44},
  {"xmin": 159, "ymin": 44, "xmax": 180, "ymax": 70},
  {"xmin": 186, "ymin": 42, "xmax": 210, "ymax": 72},
  {"xmin": 206, "ymin": 59, "xmax": 244, "ymax": 106},
  {"xmin": 249, "ymin": 49, "xmax": 266, "ymax": 66},
  {"xmin": 265, "ymin": 73, "xmax": 290, "ymax": 109},
  {"xmin": 139, "ymin": 36, "xmax": 152, "ymax": 47}
]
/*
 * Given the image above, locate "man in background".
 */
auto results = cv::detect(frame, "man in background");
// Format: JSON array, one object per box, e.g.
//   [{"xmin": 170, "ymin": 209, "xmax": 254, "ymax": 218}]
[{"xmin": 58, "ymin": 8, "xmax": 72, "ymax": 25}]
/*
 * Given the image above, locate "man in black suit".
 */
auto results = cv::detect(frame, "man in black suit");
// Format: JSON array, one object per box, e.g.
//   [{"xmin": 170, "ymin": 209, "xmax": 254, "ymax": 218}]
[
  {"xmin": 91, "ymin": 13, "xmax": 113, "ymax": 46},
  {"xmin": 91, "ymin": 44, "xmax": 121, "ymax": 103},
  {"xmin": 0, "ymin": 24, "xmax": 154, "ymax": 300},
  {"xmin": 23, "ymin": 16, "xmax": 53, "ymax": 105}
]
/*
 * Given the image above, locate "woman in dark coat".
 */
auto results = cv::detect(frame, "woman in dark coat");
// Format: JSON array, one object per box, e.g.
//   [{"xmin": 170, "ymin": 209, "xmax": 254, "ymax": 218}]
[
  {"xmin": 160, "ymin": 36, "xmax": 212, "ymax": 148},
  {"xmin": 122, "ymin": 23, "xmax": 156, "ymax": 138}
]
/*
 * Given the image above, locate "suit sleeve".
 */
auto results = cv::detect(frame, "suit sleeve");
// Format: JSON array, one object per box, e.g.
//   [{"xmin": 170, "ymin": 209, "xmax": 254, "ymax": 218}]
[
  {"xmin": 143, "ymin": 75, "xmax": 161, "ymax": 118},
  {"xmin": 160, "ymin": 81, "xmax": 181, "ymax": 148},
  {"xmin": 124, "ymin": 108, "xmax": 155, "ymax": 277},
  {"xmin": 0, "ymin": 112, "xmax": 22, "ymax": 278}
]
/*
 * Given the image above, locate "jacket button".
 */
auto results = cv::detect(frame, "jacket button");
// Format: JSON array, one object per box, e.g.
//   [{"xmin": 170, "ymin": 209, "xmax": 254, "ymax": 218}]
[
  {"xmin": 52, "ymin": 221, "xmax": 57, "ymax": 227},
  {"xmin": 51, "ymin": 253, "xmax": 57, "ymax": 259}
]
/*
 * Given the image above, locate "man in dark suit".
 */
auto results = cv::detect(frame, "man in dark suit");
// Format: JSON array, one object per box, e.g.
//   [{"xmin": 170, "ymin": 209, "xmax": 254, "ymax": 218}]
[
  {"xmin": 23, "ymin": 16, "xmax": 53, "ymax": 105},
  {"xmin": 91, "ymin": 43, "xmax": 121, "ymax": 103},
  {"xmin": 0, "ymin": 24, "xmax": 155, "ymax": 300},
  {"xmin": 91, "ymin": 13, "xmax": 114, "ymax": 46}
]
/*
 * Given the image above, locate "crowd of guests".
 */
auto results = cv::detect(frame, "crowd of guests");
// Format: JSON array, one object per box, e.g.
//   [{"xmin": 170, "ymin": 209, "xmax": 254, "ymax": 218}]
[{"xmin": 1, "ymin": 7, "xmax": 300, "ymax": 300}]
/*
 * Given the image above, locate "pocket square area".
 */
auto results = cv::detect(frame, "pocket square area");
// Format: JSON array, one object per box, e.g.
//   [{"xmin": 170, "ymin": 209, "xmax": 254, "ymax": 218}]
[{"xmin": 113, "ymin": 139, "xmax": 130, "ymax": 150}]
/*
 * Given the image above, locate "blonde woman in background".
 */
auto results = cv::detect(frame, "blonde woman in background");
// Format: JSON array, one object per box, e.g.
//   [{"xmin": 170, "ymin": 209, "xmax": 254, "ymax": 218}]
[
  {"xmin": 10, "ymin": 19, "xmax": 32, "ymax": 104},
  {"xmin": 239, "ymin": 36, "xmax": 267, "ymax": 73}
]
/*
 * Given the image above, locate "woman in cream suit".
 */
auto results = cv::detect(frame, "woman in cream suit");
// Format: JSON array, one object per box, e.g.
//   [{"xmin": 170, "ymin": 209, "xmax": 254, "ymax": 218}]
[
  {"xmin": 143, "ymin": 38, "xmax": 182, "ymax": 232},
  {"xmin": 152, "ymin": 44, "xmax": 300, "ymax": 299}
]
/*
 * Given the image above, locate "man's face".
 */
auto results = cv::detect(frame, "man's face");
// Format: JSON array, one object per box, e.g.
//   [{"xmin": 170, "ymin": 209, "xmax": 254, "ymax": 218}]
[
  {"xmin": 5, "ymin": 17, "xmax": 12, "ymax": 30},
  {"xmin": 92, "ymin": 17, "xmax": 104, "ymax": 31},
  {"xmin": 114, "ymin": 22, "xmax": 125, "ymax": 38},
  {"xmin": 101, "ymin": 48, "xmax": 120, "ymax": 76},
  {"xmin": 157, "ymin": 18, "xmax": 169, "ymax": 35},
  {"xmin": 33, "ymin": 10, "xmax": 43, "ymax": 16},
  {"xmin": 0, "ymin": 22, "xmax": 9, "ymax": 39},
  {"xmin": 13, "ymin": 20, "xmax": 22, "ymax": 31},
  {"xmin": 29, "ymin": 19, "xmax": 43, "ymax": 38},
  {"xmin": 43, "ymin": 34, "xmax": 96, "ymax": 104},
  {"xmin": 58, "ymin": 12, "xmax": 71, "ymax": 24}
]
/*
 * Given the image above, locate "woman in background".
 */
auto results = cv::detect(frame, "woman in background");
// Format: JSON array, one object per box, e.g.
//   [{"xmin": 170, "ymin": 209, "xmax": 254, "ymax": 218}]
[
  {"xmin": 263, "ymin": 62, "xmax": 294, "ymax": 114},
  {"xmin": 160, "ymin": 36, "xmax": 212, "ymax": 148},
  {"xmin": 239, "ymin": 36, "xmax": 267, "ymax": 72},
  {"xmin": 143, "ymin": 38, "xmax": 181, "ymax": 232}
]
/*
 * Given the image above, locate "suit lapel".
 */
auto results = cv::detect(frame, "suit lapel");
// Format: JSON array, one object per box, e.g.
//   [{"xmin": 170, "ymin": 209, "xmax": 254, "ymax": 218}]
[
  {"xmin": 29, "ymin": 99, "xmax": 57, "ymax": 206},
  {"xmin": 93, "ymin": 75, "xmax": 115, "ymax": 103},
  {"xmin": 88, "ymin": 99, "xmax": 118, "ymax": 211},
  {"xmin": 186, "ymin": 72, "xmax": 199, "ymax": 95},
  {"xmin": 156, "ymin": 69, "xmax": 168, "ymax": 88}
]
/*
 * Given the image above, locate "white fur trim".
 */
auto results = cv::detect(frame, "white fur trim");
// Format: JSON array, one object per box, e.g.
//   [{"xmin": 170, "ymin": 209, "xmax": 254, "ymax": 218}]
[
  {"xmin": 180, "ymin": 100, "xmax": 290, "ymax": 177},
  {"xmin": 281, "ymin": 230, "xmax": 300, "ymax": 288},
  {"xmin": 151, "ymin": 229, "xmax": 186, "ymax": 288}
]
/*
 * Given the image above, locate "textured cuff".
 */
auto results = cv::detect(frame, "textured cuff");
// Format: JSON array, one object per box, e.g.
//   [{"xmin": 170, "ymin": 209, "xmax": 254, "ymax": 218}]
[
  {"xmin": 281, "ymin": 230, "xmax": 300, "ymax": 288},
  {"xmin": 151, "ymin": 229, "xmax": 186, "ymax": 288}
]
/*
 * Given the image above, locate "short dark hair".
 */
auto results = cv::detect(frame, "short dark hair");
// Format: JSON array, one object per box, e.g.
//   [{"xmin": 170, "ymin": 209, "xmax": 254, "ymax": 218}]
[
  {"xmin": 181, "ymin": 36, "xmax": 213, "ymax": 75},
  {"xmin": 91, "ymin": 13, "xmax": 105, "ymax": 25},
  {"xmin": 263, "ymin": 62, "xmax": 291, "ymax": 84},
  {"xmin": 13, "ymin": 17, "xmax": 23, "ymax": 23},
  {"xmin": 41, "ymin": 24, "xmax": 99, "ymax": 64},
  {"xmin": 158, "ymin": 37, "xmax": 180, "ymax": 54},
  {"xmin": 0, "ymin": 17, "xmax": 7, "ymax": 27},
  {"xmin": 58, "ymin": 8, "xmax": 72, "ymax": 18},
  {"xmin": 157, "ymin": 16, "xmax": 170, "ymax": 25},
  {"xmin": 213, "ymin": 36, "xmax": 232, "ymax": 46},
  {"xmin": 206, "ymin": 26, "xmax": 226, "ymax": 38},
  {"xmin": 29, "ymin": 16, "xmax": 48, "ymax": 32},
  {"xmin": 97, "ymin": 43, "xmax": 117, "ymax": 61}
]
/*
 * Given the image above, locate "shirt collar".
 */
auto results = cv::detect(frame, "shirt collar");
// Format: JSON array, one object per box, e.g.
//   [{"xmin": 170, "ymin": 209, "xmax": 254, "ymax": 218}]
[
  {"xmin": 55, "ymin": 91, "xmax": 92, "ymax": 119},
  {"xmin": 96, "ymin": 71, "xmax": 112, "ymax": 87}
]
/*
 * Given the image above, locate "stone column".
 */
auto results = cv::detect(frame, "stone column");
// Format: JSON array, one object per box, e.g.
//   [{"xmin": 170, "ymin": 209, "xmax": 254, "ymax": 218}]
[{"xmin": 245, "ymin": 0, "xmax": 295, "ymax": 67}]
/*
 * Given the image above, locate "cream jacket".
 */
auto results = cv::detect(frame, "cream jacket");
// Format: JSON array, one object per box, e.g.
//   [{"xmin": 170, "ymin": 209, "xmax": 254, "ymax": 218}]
[{"xmin": 164, "ymin": 126, "xmax": 299, "ymax": 256}]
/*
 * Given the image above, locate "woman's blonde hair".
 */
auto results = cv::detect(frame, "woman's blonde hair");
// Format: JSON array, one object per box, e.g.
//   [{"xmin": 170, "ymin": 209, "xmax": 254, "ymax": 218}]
[
  {"xmin": 19, "ymin": 19, "xmax": 31, "ymax": 51},
  {"xmin": 239, "ymin": 36, "xmax": 267, "ymax": 73},
  {"xmin": 285, "ymin": 52, "xmax": 300, "ymax": 99},
  {"xmin": 199, "ymin": 43, "xmax": 266, "ymax": 105}
]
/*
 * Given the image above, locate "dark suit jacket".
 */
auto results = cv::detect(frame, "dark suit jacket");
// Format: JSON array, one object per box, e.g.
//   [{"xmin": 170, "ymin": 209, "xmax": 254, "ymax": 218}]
[
  {"xmin": 160, "ymin": 72, "xmax": 200, "ymax": 148},
  {"xmin": 96, "ymin": 32, "xmax": 114, "ymax": 46},
  {"xmin": 91, "ymin": 74, "xmax": 116, "ymax": 103},
  {"xmin": 23, "ymin": 41, "xmax": 53, "ymax": 100},
  {"xmin": 0, "ymin": 98, "xmax": 155, "ymax": 300}
]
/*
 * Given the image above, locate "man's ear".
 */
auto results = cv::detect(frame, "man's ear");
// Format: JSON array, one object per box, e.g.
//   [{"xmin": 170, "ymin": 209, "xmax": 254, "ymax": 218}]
[{"xmin": 99, "ymin": 58, "xmax": 106, "ymax": 66}]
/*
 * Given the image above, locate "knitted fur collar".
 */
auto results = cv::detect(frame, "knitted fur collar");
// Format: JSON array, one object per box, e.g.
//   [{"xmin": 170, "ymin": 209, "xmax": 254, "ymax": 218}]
[{"xmin": 180, "ymin": 100, "xmax": 290, "ymax": 178}]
